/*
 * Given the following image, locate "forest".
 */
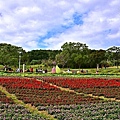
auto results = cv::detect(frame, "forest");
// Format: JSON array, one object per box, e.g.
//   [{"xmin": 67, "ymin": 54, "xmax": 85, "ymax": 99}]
[{"xmin": 0, "ymin": 42, "xmax": 120, "ymax": 69}]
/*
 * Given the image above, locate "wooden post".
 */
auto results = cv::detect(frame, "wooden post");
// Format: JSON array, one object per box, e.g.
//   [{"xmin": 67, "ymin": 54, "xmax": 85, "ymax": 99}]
[
  {"xmin": 97, "ymin": 64, "xmax": 99, "ymax": 70},
  {"xmin": 23, "ymin": 64, "xmax": 25, "ymax": 73}
]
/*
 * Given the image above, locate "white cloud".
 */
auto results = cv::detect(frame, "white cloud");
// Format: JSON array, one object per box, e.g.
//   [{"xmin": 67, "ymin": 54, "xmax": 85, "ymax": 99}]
[{"xmin": 0, "ymin": 0, "xmax": 120, "ymax": 51}]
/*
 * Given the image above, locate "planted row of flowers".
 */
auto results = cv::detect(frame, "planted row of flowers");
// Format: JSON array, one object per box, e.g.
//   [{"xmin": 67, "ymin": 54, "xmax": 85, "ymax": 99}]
[
  {"xmin": 4, "ymin": 87, "xmax": 101, "ymax": 106},
  {"xmin": 0, "ymin": 76, "xmax": 120, "ymax": 119},
  {"xmin": 0, "ymin": 77, "xmax": 57, "ymax": 90},
  {"xmin": 1, "ymin": 100, "xmax": 119, "ymax": 120},
  {"xmin": 0, "ymin": 101, "xmax": 119, "ymax": 120},
  {"xmin": 0, "ymin": 77, "xmax": 101, "ymax": 106},
  {"xmin": 37, "ymin": 76, "xmax": 120, "ymax": 99},
  {"xmin": 76, "ymin": 87, "xmax": 120, "ymax": 99},
  {"xmin": 39, "ymin": 76, "xmax": 120, "ymax": 88},
  {"xmin": 0, "ymin": 91, "xmax": 14, "ymax": 104},
  {"xmin": 37, "ymin": 101, "xmax": 119, "ymax": 120},
  {"xmin": 0, "ymin": 102, "xmax": 46, "ymax": 120}
]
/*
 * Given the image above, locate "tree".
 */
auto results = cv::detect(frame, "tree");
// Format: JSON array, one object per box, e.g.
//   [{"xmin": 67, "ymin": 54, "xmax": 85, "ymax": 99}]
[
  {"xmin": 30, "ymin": 60, "xmax": 41, "ymax": 65},
  {"xmin": 107, "ymin": 46, "xmax": 120, "ymax": 68},
  {"xmin": 60, "ymin": 42, "xmax": 90, "ymax": 68},
  {"xmin": 74, "ymin": 54, "xmax": 83, "ymax": 69},
  {"xmin": 55, "ymin": 50, "xmax": 69, "ymax": 68},
  {"xmin": 89, "ymin": 49, "xmax": 106, "ymax": 68},
  {"xmin": 0, "ymin": 43, "xmax": 26, "ymax": 67}
]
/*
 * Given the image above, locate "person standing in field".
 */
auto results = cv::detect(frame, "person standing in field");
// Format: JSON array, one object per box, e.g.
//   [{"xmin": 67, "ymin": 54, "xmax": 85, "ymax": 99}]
[{"xmin": 30, "ymin": 67, "xmax": 33, "ymax": 72}]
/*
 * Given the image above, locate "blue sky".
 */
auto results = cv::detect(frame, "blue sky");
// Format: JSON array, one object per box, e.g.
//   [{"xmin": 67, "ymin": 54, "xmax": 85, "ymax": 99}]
[{"xmin": 0, "ymin": 0, "xmax": 120, "ymax": 51}]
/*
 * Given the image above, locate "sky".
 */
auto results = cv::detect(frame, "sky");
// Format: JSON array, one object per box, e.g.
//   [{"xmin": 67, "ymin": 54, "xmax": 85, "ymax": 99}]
[{"xmin": 0, "ymin": 0, "xmax": 120, "ymax": 51}]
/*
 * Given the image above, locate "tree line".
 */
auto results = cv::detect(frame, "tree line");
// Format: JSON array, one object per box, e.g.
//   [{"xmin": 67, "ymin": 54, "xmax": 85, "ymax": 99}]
[{"xmin": 0, "ymin": 43, "xmax": 120, "ymax": 69}]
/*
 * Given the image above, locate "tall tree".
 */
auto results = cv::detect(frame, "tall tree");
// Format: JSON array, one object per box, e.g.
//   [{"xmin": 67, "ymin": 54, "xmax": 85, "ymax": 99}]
[
  {"xmin": 107, "ymin": 46, "xmax": 120, "ymax": 68},
  {"xmin": 59, "ymin": 42, "xmax": 89, "ymax": 68},
  {"xmin": 0, "ymin": 43, "xmax": 25, "ymax": 67},
  {"xmin": 55, "ymin": 50, "xmax": 69, "ymax": 68}
]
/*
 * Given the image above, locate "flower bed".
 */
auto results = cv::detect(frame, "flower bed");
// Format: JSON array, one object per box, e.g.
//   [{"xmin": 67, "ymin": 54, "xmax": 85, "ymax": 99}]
[
  {"xmin": 39, "ymin": 77, "xmax": 120, "ymax": 88},
  {"xmin": 0, "ymin": 77, "xmax": 57, "ymax": 89},
  {"xmin": 0, "ymin": 76, "xmax": 120, "ymax": 119},
  {"xmin": 38, "ymin": 76, "xmax": 120, "ymax": 99},
  {"xmin": 37, "ymin": 101, "xmax": 119, "ymax": 120},
  {"xmin": 0, "ymin": 77, "xmax": 101, "ymax": 106},
  {"xmin": 76, "ymin": 87, "xmax": 120, "ymax": 99},
  {"xmin": 0, "ymin": 102, "xmax": 46, "ymax": 120},
  {"xmin": 0, "ymin": 91, "xmax": 14, "ymax": 104}
]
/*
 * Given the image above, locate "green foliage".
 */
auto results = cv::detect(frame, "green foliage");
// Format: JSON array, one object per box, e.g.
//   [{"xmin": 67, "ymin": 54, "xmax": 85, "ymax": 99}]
[
  {"xmin": 30, "ymin": 60, "xmax": 41, "ymax": 65},
  {"xmin": 60, "ymin": 42, "xmax": 90, "ymax": 68},
  {"xmin": 55, "ymin": 50, "xmax": 69, "ymax": 68},
  {"xmin": 107, "ymin": 46, "xmax": 120, "ymax": 68},
  {"xmin": 0, "ymin": 43, "xmax": 119, "ymax": 69},
  {"xmin": 0, "ymin": 43, "xmax": 26, "ymax": 66}
]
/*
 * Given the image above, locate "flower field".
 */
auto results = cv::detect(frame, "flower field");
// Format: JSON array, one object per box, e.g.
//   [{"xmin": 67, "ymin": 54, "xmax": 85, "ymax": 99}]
[
  {"xmin": 39, "ymin": 76, "xmax": 120, "ymax": 100},
  {"xmin": 0, "ymin": 91, "xmax": 14, "ymax": 104},
  {"xmin": 0, "ymin": 102, "xmax": 47, "ymax": 120},
  {"xmin": 0, "ymin": 76, "xmax": 120, "ymax": 119}
]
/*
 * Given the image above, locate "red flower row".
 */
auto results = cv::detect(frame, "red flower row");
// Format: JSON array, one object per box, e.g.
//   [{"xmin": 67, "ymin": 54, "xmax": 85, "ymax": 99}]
[
  {"xmin": 41, "ymin": 77, "xmax": 120, "ymax": 89},
  {"xmin": 0, "ymin": 77, "xmax": 102, "ymax": 105},
  {"xmin": 0, "ymin": 77, "xmax": 58, "ymax": 90}
]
